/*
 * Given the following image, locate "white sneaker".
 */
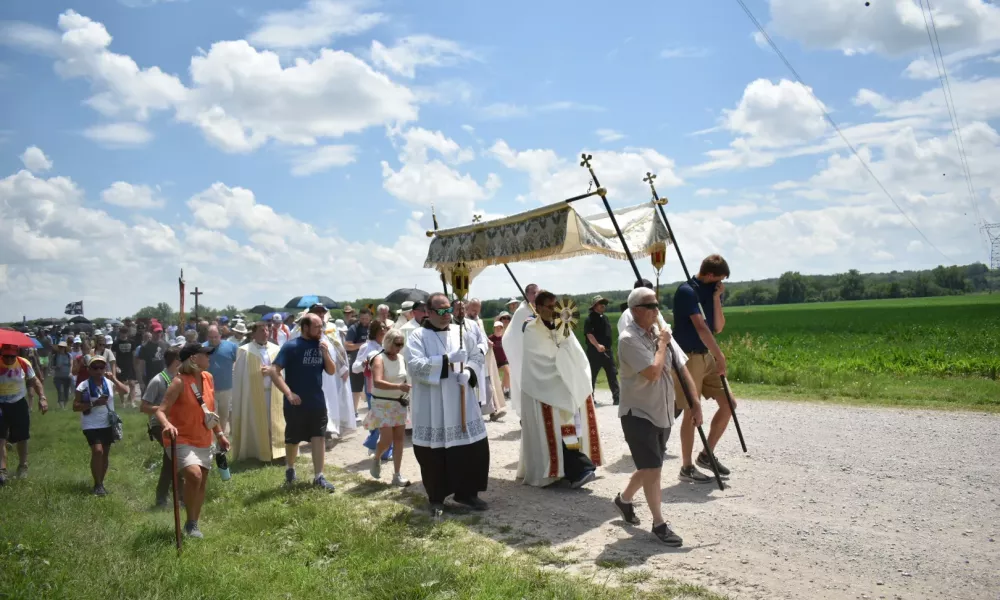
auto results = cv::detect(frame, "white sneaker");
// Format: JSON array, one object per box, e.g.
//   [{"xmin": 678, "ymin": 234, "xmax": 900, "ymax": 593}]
[
  {"xmin": 370, "ymin": 455, "xmax": 381, "ymax": 479},
  {"xmin": 392, "ymin": 473, "xmax": 410, "ymax": 487}
]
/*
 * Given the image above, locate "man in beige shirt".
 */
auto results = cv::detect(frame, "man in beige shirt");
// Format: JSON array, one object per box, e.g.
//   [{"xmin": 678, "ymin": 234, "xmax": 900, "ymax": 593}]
[{"xmin": 613, "ymin": 287, "xmax": 702, "ymax": 546}]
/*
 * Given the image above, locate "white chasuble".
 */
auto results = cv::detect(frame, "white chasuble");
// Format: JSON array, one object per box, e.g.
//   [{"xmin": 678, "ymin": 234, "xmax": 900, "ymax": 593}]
[
  {"xmin": 231, "ymin": 341, "xmax": 286, "ymax": 462},
  {"xmin": 406, "ymin": 325, "xmax": 487, "ymax": 449},
  {"xmin": 517, "ymin": 319, "xmax": 603, "ymax": 487}
]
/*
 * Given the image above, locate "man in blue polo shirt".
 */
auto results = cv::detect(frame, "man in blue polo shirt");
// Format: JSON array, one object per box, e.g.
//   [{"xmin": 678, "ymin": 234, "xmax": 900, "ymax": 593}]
[
  {"xmin": 204, "ymin": 326, "xmax": 238, "ymax": 434},
  {"xmin": 672, "ymin": 254, "xmax": 732, "ymax": 484}
]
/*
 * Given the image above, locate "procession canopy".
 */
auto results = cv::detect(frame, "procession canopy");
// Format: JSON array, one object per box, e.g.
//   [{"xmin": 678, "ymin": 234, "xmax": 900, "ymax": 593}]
[{"xmin": 424, "ymin": 201, "xmax": 672, "ymax": 278}]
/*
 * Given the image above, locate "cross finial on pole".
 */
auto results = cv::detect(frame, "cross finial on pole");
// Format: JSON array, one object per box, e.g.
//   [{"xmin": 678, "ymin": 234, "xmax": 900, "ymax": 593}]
[
  {"xmin": 644, "ymin": 171, "xmax": 666, "ymax": 205},
  {"xmin": 579, "ymin": 153, "xmax": 593, "ymax": 169}
]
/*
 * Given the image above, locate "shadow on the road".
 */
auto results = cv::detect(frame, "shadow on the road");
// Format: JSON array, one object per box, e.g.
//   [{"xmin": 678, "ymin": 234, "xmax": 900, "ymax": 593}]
[{"xmin": 494, "ymin": 428, "xmax": 522, "ymax": 442}]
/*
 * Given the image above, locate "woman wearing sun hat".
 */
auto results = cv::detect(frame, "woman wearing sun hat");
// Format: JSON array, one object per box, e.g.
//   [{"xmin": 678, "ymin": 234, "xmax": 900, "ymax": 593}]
[{"xmin": 73, "ymin": 354, "xmax": 128, "ymax": 496}]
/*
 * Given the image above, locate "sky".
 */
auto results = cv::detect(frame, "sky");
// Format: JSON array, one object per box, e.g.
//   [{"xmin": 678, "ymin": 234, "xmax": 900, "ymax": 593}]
[{"xmin": 1, "ymin": 0, "xmax": 999, "ymax": 321}]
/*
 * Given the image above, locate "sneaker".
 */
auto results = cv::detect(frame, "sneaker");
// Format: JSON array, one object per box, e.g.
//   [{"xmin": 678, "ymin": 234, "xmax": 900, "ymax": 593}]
[
  {"xmin": 285, "ymin": 467, "xmax": 297, "ymax": 486},
  {"xmin": 93, "ymin": 484, "xmax": 108, "ymax": 497},
  {"xmin": 614, "ymin": 493, "xmax": 641, "ymax": 525},
  {"xmin": 370, "ymin": 455, "xmax": 382, "ymax": 480},
  {"xmin": 696, "ymin": 451, "xmax": 731, "ymax": 477},
  {"xmin": 570, "ymin": 469, "xmax": 597, "ymax": 489},
  {"xmin": 184, "ymin": 521, "xmax": 204, "ymax": 539},
  {"xmin": 15, "ymin": 464, "xmax": 27, "ymax": 479},
  {"xmin": 313, "ymin": 474, "xmax": 336, "ymax": 493},
  {"xmin": 652, "ymin": 522, "xmax": 683, "ymax": 547},
  {"xmin": 503, "ymin": 390, "xmax": 511, "ymax": 400},
  {"xmin": 391, "ymin": 473, "xmax": 411, "ymax": 488},
  {"xmin": 678, "ymin": 465, "xmax": 713, "ymax": 484}
]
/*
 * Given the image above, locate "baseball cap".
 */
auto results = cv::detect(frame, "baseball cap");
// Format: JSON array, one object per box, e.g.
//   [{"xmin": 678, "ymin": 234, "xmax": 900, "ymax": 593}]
[
  {"xmin": 180, "ymin": 342, "xmax": 215, "ymax": 362},
  {"xmin": 105, "ymin": 335, "xmax": 113, "ymax": 344},
  {"xmin": 151, "ymin": 323, "xmax": 164, "ymax": 332},
  {"xmin": 309, "ymin": 303, "xmax": 328, "ymax": 313},
  {"xmin": 73, "ymin": 336, "xmax": 82, "ymax": 344},
  {"xmin": 0, "ymin": 344, "xmax": 18, "ymax": 356},
  {"xmin": 218, "ymin": 316, "xmax": 229, "ymax": 324},
  {"xmin": 412, "ymin": 300, "xmax": 426, "ymax": 311},
  {"xmin": 88, "ymin": 355, "xmax": 107, "ymax": 367}
]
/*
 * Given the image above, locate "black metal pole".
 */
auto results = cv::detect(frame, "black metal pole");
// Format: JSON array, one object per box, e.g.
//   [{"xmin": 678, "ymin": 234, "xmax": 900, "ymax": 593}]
[
  {"xmin": 647, "ymin": 175, "xmax": 747, "ymax": 453},
  {"xmin": 580, "ymin": 155, "xmax": 724, "ymax": 490},
  {"xmin": 562, "ymin": 189, "xmax": 603, "ymax": 204}
]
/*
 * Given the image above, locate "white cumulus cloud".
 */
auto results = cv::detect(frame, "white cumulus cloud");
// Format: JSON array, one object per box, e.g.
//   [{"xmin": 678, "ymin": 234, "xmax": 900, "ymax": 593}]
[
  {"xmin": 100, "ymin": 182, "xmax": 165, "ymax": 209},
  {"xmin": 20, "ymin": 146, "xmax": 52, "ymax": 172}
]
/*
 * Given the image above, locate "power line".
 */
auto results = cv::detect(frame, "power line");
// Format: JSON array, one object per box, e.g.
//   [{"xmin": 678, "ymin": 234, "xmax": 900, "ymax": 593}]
[
  {"xmin": 919, "ymin": 0, "xmax": 988, "ymax": 252},
  {"xmin": 732, "ymin": 0, "xmax": 957, "ymax": 264}
]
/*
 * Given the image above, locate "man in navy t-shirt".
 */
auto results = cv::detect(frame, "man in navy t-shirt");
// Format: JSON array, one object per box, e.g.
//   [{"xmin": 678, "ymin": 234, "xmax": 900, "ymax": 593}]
[
  {"xmin": 671, "ymin": 254, "xmax": 733, "ymax": 484},
  {"xmin": 270, "ymin": 313, "xmax": 337, "ymax": 492}
]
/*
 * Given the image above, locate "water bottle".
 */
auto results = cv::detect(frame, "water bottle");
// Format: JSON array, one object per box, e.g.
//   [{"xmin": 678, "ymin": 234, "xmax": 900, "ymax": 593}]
[{"xmin": 215, "ymin": 451, "xmax": 231, "ymax": 481}]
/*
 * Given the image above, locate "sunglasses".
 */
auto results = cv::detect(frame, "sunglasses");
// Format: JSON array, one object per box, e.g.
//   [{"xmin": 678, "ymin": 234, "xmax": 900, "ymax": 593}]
[
  {"xmin": 636, "ymin": 303, "xmax": 660, "ymax": 310},
  {"xmin": 89, "ymin": 364, "xmax": 107, "ymax": 370},
  {"xmin": 432, "ymin": 307, "xmax": 454, "ymax": 316},
  {"xmin": 392, "ymin": 342, "xmax": 405, "ymax": 348}
]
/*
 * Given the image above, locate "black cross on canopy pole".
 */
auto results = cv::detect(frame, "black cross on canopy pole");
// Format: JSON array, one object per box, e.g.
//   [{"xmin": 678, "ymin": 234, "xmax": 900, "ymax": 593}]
[
  {"xmin": 645, "ymin": 172, "xmax": 747, "ymax": 453},
  {"xmin": 581, "ymin": 155, "xmax": 725, "ymax": 490}
]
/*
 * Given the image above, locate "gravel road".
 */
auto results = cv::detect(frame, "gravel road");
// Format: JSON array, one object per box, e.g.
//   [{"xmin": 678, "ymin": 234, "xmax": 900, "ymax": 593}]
[{"xmin": 328, "ymin": 393, "xmax": 1000, "ymax": 599}]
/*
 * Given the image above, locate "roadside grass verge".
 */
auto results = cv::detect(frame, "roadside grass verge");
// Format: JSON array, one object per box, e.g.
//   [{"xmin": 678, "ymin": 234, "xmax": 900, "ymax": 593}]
[{"xmin": 1, "ymin": 399, "xmax": 726, "ymax": 600}]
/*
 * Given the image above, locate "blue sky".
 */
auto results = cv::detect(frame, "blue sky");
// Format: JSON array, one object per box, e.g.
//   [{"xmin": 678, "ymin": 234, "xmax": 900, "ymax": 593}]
[{"xmin": 2, "ymin": 0, "xmax": 999, "ymax": 320}]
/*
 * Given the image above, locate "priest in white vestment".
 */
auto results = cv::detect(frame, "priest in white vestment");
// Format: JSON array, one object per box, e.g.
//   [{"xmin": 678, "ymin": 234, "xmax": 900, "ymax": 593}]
[
  {"xmin": 399, "ymin": 301, "xmax": 427, "ymax": 356},
  {"xmin": 517, "ymin": 290, "xmax": 603, "ymax": 488},
  {"xmin": 406, "ymin": 292, "xmax": 490, "ymax": 516},
  {"xmin": 466, "ymin": 299, "xmax": 506, "ymax": 419},
  {"xmin": 289, "ymin": 304, "xmax": 356, "ymax": 439},
  {"xmin": 501, "ymin": 283, "xmax": 538, "ymax": 417},
  {"xmin": 452, "ymin": 300, "xmax": 488, "ymax": 417},
  {"xmin": 231, "ymin": 321, "xmax": 286, "ymax": 462}
]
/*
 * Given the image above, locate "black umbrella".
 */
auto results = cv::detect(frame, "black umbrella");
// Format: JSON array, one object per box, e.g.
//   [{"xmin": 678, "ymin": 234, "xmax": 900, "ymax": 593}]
[
  {"xmin": 68, "ymin": 316, "xmax": 91, "ymax": 324},
  {"xmin": 384, "ymin": 288, "xmax": 430, "ymax": 305},
  {"xmin": 284, "ymin": 295, "xmax": 340, "ymax": 310},
  {"xmin": 249, "ymin": 304, "xmax": 276, "ymax": 315}
]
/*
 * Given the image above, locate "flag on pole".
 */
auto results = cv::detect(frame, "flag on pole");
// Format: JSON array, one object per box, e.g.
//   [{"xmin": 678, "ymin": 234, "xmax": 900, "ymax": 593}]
[{"xmin": 65, "ymin": 301, "xmax": 84, "ymax": 315}]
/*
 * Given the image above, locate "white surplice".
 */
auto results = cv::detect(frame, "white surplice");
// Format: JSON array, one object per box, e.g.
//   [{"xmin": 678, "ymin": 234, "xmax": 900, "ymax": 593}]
[
  {"xmin": 458, "ymin": 318, "xmax": 489, "ymax": 408},
  {"xmin": 517, "ymin": 319, "xmax": 604, "ymax": 487},
  {"xmin": 501, "ymin": 301, "xmax": 534, "ymax": 416},
  {"xmin": 472, "ymin": 316, "xmax": 506, "ymax": 414},
  {"xmin": 406, "ymin": 324, "xmax": 487, "ymax": 448}
]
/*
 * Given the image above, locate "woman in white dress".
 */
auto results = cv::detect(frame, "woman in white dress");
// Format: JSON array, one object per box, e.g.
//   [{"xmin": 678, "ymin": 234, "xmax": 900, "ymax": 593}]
[
  {"xmin": 365, "ymin": 328, "xmax": 410, "ymax": 487},
  {"xmin": 352, "ymin": 320, "xmax": 392, "ymax": 458}
]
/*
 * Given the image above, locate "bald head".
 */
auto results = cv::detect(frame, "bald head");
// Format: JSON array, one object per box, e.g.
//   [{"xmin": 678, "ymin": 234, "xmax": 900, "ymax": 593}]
[
  {"xmin": 300, "ymin": 313, "xmax": 324, "ymax": 340},
  {"xmin": 207, "ymin": 325, "xmax": 222, "ymax": 346}
]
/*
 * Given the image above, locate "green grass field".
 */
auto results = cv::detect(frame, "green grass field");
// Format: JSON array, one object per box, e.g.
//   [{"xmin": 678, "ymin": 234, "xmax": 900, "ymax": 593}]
[
  {"xmin": 559, "ymin": 295, "xmax": 1000, "ymax": 411},
  {"xmin": 0, "ymin": 384, "xmax": 722, "ymax": 600}
]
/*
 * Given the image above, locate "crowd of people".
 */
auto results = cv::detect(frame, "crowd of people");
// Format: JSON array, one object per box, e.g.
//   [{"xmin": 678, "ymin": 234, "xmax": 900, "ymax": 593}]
[{"xmin": 0, "ymin": 254, "xmax": 736, "ymax": 548}]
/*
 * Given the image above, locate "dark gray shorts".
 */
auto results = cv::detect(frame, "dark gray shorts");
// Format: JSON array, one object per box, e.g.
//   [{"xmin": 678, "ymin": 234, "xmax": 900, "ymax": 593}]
[{"xmin": 621, "ymin": 412, "xmax": 670, "ymax": 470}]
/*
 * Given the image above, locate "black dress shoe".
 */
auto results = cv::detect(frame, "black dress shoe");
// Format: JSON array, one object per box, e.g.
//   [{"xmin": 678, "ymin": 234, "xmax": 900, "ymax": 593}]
[{"xmin": 453, "ymin": 495, "xmax": 488, "ymax": 511}]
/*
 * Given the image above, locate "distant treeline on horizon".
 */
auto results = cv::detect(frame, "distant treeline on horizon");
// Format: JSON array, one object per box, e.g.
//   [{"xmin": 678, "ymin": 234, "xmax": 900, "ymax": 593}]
[{"xmin": 8, "ymin": 263, "xmax": 995, "ymax": 328}]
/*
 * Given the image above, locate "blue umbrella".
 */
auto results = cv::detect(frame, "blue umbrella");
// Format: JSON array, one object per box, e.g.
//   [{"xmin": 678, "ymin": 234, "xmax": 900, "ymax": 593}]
[
  {"xmin": 284, "ymin": 295, "xmax": 339, "ymax": 309},
  {"xmin": 28, "ymin": 336, "xmax": 43, "ymax": 349},
  {"xmin": 262, "ymin": 312, "xmax": 289, "ymax": 322}
]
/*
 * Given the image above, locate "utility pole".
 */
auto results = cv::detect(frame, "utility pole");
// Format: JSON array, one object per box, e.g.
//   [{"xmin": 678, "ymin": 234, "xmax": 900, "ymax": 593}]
[
  {"xmin": 190, "ymin": 287, "xmax": 203, "ymax": 320},
  {"xmin": 983, "ymin": 223, "xmax": 1000, "ymax": 293}
]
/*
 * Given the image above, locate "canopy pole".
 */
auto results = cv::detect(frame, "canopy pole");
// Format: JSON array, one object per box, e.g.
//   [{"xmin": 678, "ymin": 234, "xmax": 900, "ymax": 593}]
[
  {"xmin": 579, "ymin": 155, "xmax": 724, "ymax": 491},
  {"xmin": 644, "ymin": 172, "xmax": 747, "ymax": 454},
  {"xmin": 431, "ymin": 205, "xmax": 465, "ymax": 432}
]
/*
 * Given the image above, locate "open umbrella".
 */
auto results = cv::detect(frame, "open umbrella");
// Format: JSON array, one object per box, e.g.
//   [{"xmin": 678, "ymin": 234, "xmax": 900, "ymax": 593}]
[
  {"xmin": 0, "ymin": 329, "xmax": 36, "ymax": 348},
  {"xmin": 384, "ymin": 288, "xmax": 429, "ymax": 305},
  {"xmin": 262, "ymin": 312, "xmax": 289, "ymax": 322},
  {"xmin": 249, "ymin": 304, "xmax": 275, "ymax": 315},
  {"xmin": 105, "ymin": 318, "xmax": 123, "ymax": 326},
  {"xmin": 284, "ymin": 295, "xmax": 339, "ymax": 310},
  {"xmin": 68, "ymin": 316, "xmax": 91, "ymax": 324},
  {"xmin": 28, "ymin": 336, "xmax": 43, "ymax": 349}
]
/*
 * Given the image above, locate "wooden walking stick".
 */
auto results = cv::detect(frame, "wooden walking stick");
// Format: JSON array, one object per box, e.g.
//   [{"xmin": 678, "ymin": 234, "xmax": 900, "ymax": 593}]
[
  {"xmin": 580, "ymin": 154, "xmax": 725, "ymax": 490},
  {"xmin": 170, "ymin": 435, "xmax": 183, "ymax": 556},
  {"xmin": 645, "ymin": 172, "xmax": 747, "ymax": 453}
]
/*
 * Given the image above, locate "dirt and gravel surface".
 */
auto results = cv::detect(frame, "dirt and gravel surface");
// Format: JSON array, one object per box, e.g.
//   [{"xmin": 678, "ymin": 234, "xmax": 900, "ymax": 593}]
[{"xmin": 328, "ymin": 393, "xmax": 1000, "ymax": 599}]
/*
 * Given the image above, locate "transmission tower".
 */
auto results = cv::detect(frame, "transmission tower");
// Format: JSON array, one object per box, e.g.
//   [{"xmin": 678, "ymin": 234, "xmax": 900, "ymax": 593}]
[{"xmin": 985, "ymin": 224, "xmax": 1000, "ymax": 271}]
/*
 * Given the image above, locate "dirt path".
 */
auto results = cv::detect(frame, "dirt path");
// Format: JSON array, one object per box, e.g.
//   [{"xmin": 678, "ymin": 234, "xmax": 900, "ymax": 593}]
[{"xmin": 327, "ymin": 394, "xmax": 1000, "ymax": 599}]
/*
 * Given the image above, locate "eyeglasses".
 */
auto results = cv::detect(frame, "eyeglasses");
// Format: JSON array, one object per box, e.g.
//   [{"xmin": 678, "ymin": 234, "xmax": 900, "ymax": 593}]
[
  {"xmin": 433, "ymin": 307, "xmax": 454, "ymax": 316},
  {"xmin": 636, "ymin": 303, "xmax": 660, "ymax": 310}
]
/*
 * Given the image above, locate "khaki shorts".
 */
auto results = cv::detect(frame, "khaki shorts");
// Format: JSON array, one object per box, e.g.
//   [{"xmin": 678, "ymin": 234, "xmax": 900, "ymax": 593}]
[
  {"xmin": 169, "ymin": 443, "xmax": 213, "ymax": 470},
  {"xmin": 672, "ymin": 352, "xmax": 725, "ymax": 411}
]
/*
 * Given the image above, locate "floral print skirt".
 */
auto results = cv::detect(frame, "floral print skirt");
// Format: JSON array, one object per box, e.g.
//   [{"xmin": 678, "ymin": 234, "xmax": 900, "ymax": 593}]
[{"xmin": 363, "ymin": 398, "xmax": 408, "ymax": 429}]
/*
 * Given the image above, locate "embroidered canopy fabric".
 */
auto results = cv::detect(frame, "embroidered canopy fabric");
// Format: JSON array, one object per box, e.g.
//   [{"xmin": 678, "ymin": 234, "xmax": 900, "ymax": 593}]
[{"xmin": 424, "ymin": 201, "xmax": 671, "ymax": 273}]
